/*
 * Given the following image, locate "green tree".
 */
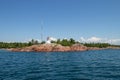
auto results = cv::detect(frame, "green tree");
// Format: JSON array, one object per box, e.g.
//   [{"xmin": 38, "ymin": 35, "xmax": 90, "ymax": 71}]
[
  {"xmin": 57, "ymin": 39, "xmax": 61, "ymax": 44},
  {"xmin": 69, "ymin": 38, "xmax": 75, "ymax": 44},
  {"xmin": 41, "ymin": 41, "xmax": 45, "ymax": 44}
]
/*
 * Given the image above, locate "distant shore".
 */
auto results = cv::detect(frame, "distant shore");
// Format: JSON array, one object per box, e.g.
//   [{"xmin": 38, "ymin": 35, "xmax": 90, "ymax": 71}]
[
  {"xmin": 1, "ymin": 39, "xmax": 120, "ymax": 52},
  {"xmin": 7, "ymin": 43, "xmax": 120, "ymax": 52}
]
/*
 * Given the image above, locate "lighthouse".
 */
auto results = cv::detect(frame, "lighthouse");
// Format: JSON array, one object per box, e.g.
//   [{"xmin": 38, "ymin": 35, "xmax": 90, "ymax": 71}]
[{"xmin": 46, "ymin": 37, "xmax": 57, "ymax": 44}]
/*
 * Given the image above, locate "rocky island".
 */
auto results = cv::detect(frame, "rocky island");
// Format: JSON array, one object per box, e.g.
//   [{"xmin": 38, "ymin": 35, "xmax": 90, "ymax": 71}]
[
  {"xmin": 1, "ymin": 38, "xmax": 120, "ymax": 52},
  {"xmin": 8, "ymin": 43, "xmax": 102, "ymax": 52}
]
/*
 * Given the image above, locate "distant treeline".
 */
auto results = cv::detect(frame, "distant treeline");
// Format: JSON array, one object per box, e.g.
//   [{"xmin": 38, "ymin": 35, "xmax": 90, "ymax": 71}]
[
  {"xmin": 0, "ymin": 38, "xmax": 119, "ymax": 49},
  {"xmin": 111, "ymin": 45, "xmax": 120, "ymax": 47},
  {"xmin": 51, "ymin": 38, "xmax": 78, "ymax": 46},
  {"xmin": 83, "ymin": 43, "xmax": 111, "ymax": 48},
  {"xmin": 51, "ymin": 38, "xmax": 112, "ymax": 48},
  {"xmin": 0, "ymin": 39, "xmax": 39, "ymax": 48},
  {"xmin": 0, "ymin": 42, "xmax": 30, "ymax": 48}
]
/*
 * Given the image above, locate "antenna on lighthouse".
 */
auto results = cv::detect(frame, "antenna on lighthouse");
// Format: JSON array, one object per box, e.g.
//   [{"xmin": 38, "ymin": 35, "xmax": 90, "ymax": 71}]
[{"xmin": 41, "ymin": 21, "xmax": 43, "ymax": 42}]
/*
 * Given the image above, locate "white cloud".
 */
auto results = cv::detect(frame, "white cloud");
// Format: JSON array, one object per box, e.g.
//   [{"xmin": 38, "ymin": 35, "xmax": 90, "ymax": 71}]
[
  {"xmin": 80, "ymin": 37, "xmax": 120, "ymax": 45},
  {"xmin": 80, "ymin": 37, "xmax": 101, "ymax": 43},
  {"xmin": 87, "ymin": 37, "xmax": 101, "ymax": 42},
  {"xmin": 47, "ymin": 37, "xmax": 57, "ymax": 41},
  {"xmin": 50, "ymin": 37, "xmax": 57, "ymax": 41},
  {"xmin": 105, "ymin": 39, "xmax": 120, "ymax": 45},
  {"xmin": 80, "ymin": 37, "xmax": 85, "ymax": 41}
]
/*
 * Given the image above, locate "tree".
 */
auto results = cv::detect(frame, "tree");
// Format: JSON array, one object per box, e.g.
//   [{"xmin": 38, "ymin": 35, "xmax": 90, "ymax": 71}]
[
  {"xmin": 69, "ymin": 38, "xmax": 75, "ymax": 44},
  {"xmin": 34, "ymin": 40, "xmax": 39, "ymax": 44},
  {"xmin": 57, "ymin": 39, "xmax": 61, "ymax": 44},
  {"xmin": 41, "ymin": 41, "xmax": 45, "ymax": 44},
  {"xmin": 83, "ymin": 43, "xmax": 111, "ymax": 48}
]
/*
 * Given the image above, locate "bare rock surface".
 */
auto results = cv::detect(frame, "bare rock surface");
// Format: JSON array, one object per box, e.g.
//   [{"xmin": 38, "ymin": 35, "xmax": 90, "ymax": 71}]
[{"xmin": 8, "ymin": 43, "xmax": 104, "ymax": 52}]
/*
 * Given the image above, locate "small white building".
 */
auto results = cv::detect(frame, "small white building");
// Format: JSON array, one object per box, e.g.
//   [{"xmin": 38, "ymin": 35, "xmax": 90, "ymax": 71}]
[{"xmin": 46, "ymin": 37, "xmax": 57, "ymax": 44}]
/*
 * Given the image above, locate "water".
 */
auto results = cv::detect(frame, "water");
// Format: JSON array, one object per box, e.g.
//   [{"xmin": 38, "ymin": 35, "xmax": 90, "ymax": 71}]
[{"xmin": 0, "ymin": 49, "xmax": 120, "ymax": 80}]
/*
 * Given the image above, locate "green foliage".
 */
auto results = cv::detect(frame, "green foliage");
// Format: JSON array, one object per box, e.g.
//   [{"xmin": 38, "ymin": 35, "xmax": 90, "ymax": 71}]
[
  {"xmin": 83, "ymin": 43, "xmax": 111, "ymax": 48},
  {"xmin": 29, "ymin": 39, "xmax": 39, "ymax": 45},
  {"xmin": 28, "ymin": 42, "xmax": 32, "ymax": 46},
  {"xmin": 0, "ymin": 42, "xmax": 30, "ymax": 48},
  {"xmin": 56, "ymin": 38, "xmax": 77, "ymax": 46},
  {"xmin": 57, "ymin": 39, "xmax": 61, "ymax": 44},
  {"xmin": 0, "ymin": 39, "xmax": 39, "ymax": 49},
  {"xmin": 60, "ymin": 39, "xmax": 71, "ymax": 46},
  {"xmin": 40, "ymin": 41, "xmax": 45, "ymax": 44},
  {"xmin": 0, "ymin": 38, "xmax": 115, "ymax": 48},
  {"xmin": 51, "ymin": 41, "xmax": 56, "ymax": 43},
  {"xmin": 69, "ymin": 38, "xmax": 75, "ymax": 44},
  {"xmin": 111, "ymin": 45, "xmax": 120, "ymax": 47}
]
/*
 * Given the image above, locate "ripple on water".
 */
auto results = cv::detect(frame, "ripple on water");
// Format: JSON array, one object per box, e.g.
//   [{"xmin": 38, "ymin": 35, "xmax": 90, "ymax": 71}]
[{"xmin": 0, "ymin": 49, "xmax": 120, "ymax": 80}]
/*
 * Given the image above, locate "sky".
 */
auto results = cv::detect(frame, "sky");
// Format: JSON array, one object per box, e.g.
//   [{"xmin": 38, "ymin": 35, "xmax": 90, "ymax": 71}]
[{"xmin": 0, "ymin": 0, "xmax": 120, "ymax": 44}]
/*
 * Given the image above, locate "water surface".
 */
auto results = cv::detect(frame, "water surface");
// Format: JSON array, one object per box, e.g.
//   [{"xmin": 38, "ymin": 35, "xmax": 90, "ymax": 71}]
[{"xmin": 0, "ymin": 49, "xmax": 120, "ymax": 80}]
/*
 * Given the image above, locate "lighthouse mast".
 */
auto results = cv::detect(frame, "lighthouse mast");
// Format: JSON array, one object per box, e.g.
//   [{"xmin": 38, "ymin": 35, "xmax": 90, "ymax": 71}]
[{"xmin": 41, "ymin": 21, "xmax": 43, "ymax": 42}]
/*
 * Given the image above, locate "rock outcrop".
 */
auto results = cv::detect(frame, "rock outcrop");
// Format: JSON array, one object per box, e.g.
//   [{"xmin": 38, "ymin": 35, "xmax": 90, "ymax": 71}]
[
  {"xmin": 8, "ymin": 43, "xmax": 89, "ymax": 52},
  {"xmin": 71, "ymin": 44, "xmax": 87, "ymax": 51}
]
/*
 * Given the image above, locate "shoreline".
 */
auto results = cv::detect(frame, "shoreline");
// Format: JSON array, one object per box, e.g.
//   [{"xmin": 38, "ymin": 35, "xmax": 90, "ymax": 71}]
[{"xmin": 6, "ymin": 43, "xmax": 120, "ymax": 52}]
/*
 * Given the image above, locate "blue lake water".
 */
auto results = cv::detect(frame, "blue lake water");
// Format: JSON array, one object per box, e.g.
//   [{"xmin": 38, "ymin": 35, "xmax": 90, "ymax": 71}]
[{"xmin": 0, "ymin": 49, "xmax": 120, "ymax": 80}]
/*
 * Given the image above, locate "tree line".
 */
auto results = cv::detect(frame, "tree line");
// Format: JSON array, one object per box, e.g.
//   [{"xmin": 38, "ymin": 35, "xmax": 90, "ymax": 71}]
[
  {"xmin": 51, "ymin": 38, "xmax": 112, "ymax": 48},
  {"xmin": 51, "ymin": 38, "xmax": 79, "ymax": 46},
  {"xmin": 83, "ymin": 43, "xmax": 111, "ymax": 48},
  {"xmin": 0, "ymin": 38, "xmax": 118, "ymax": 48},
  {"xmin": 0, "ymin": 42, "xmax": 30, "ymax": 48},
  {"xmin": 0, "ymin": 39, "xmax": 39, "ymax": 48}
]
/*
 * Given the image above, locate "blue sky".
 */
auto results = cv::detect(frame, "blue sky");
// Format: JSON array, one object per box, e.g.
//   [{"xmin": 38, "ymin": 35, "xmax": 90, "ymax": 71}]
[{"xmin": 0, "ymin": 0, "xmax": 120, "ymax": 44}]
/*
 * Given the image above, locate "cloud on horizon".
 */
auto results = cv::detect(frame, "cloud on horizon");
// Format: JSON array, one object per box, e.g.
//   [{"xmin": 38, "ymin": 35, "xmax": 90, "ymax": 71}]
[{"xmin": 80, "ymin": 37, "xmax": 120, "ymax": 45}]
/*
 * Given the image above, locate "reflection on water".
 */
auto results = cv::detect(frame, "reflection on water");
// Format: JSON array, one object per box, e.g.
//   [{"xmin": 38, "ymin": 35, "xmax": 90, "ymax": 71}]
[{"xmin": 0, "ymin": 49, "xmax": 120, "ymax": 80}]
